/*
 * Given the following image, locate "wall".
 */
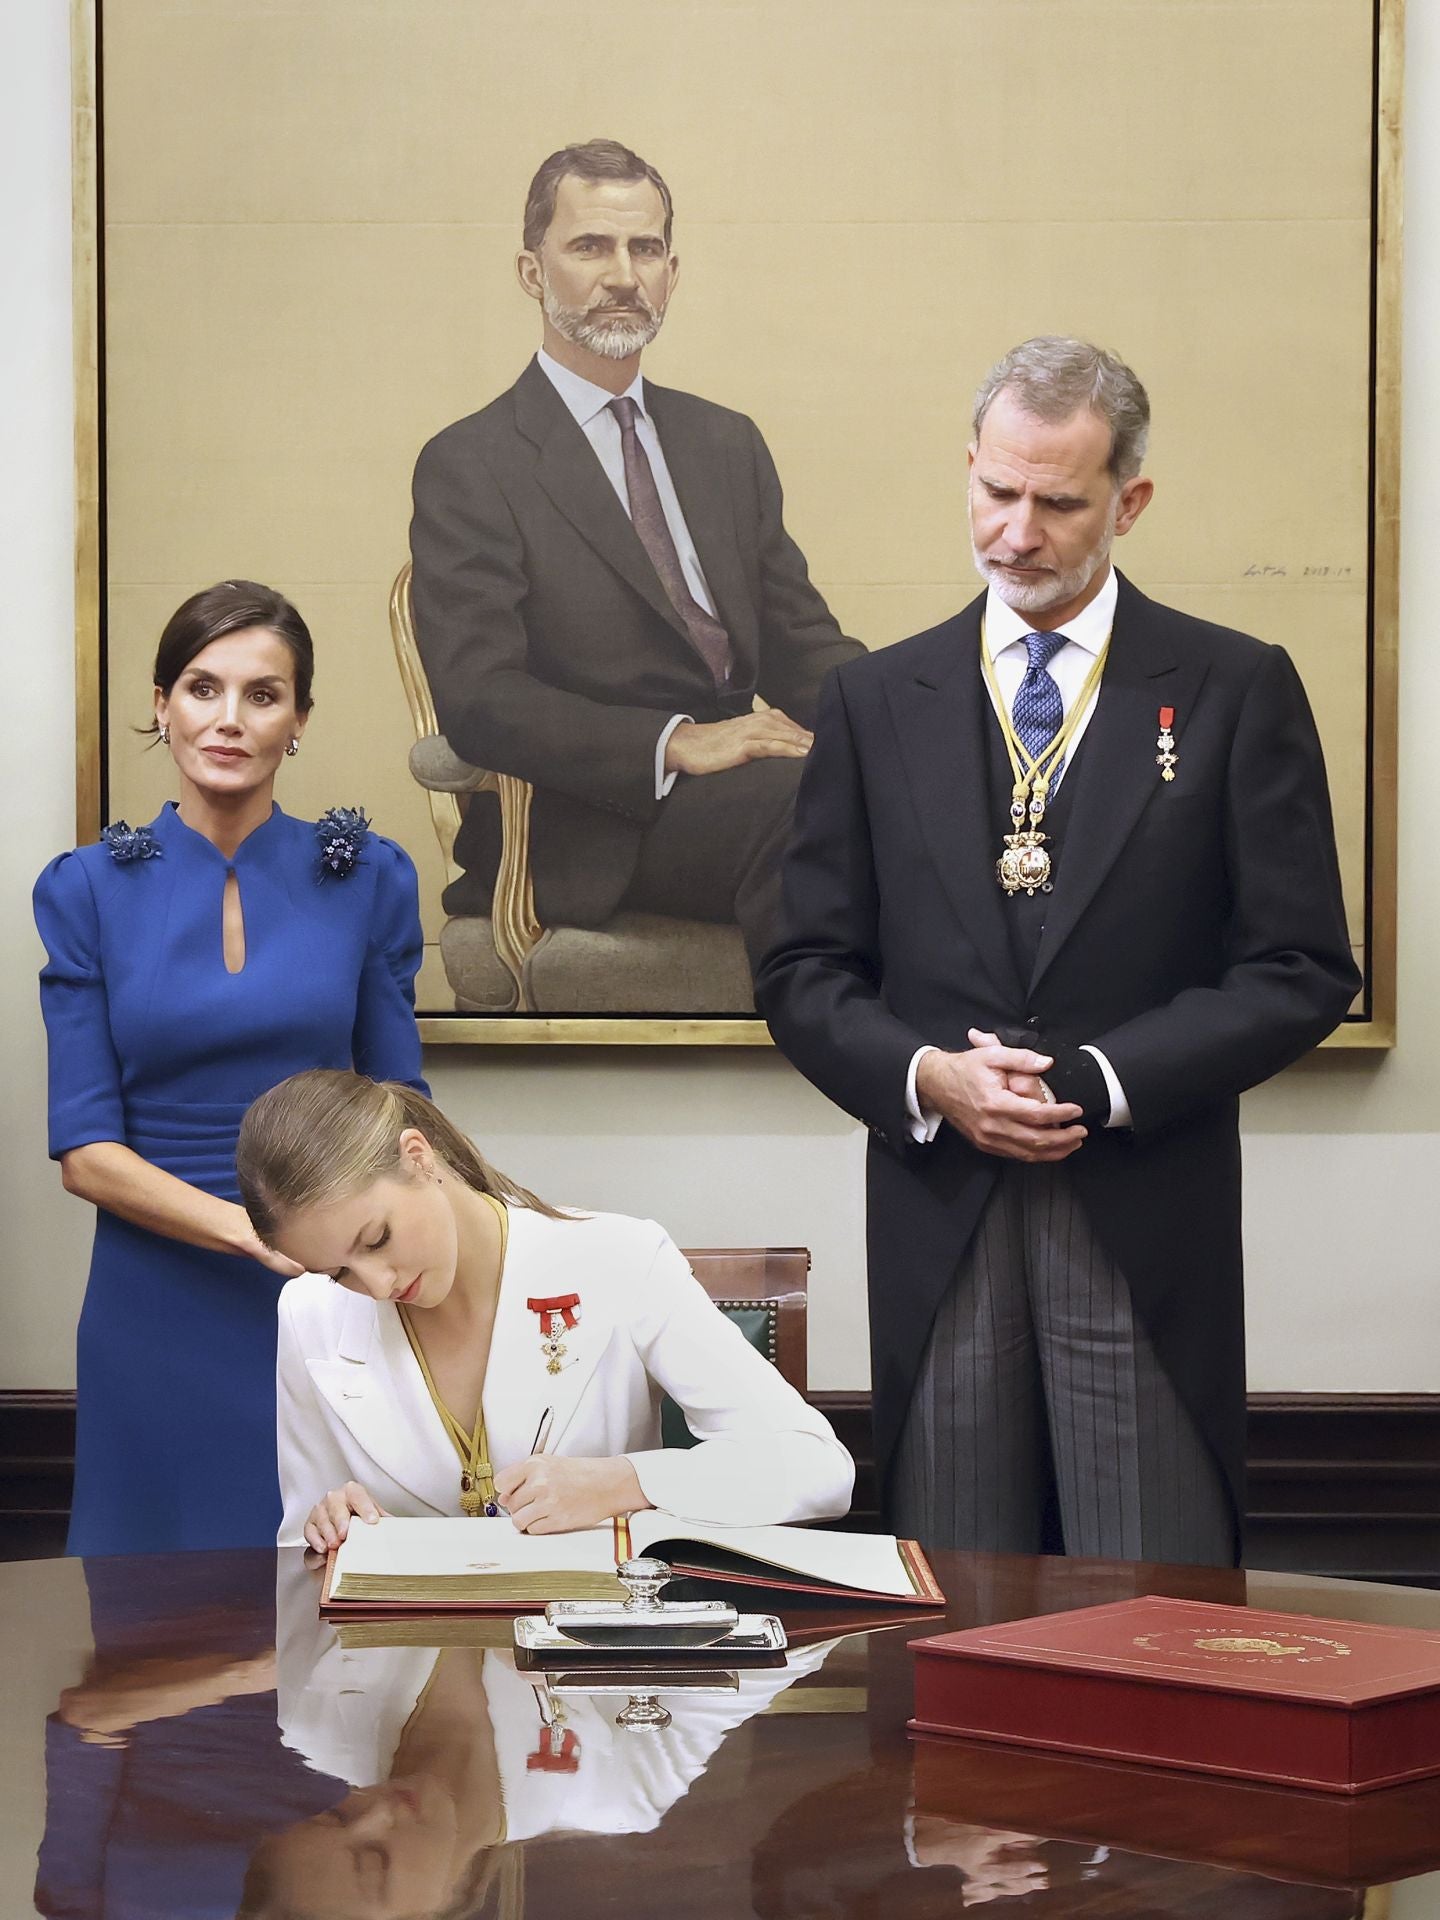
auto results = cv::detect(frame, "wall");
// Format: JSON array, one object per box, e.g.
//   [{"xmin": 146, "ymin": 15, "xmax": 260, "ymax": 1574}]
[
  {"xmin": 1, "ymin": 1, "xmax": 1435, "ymax": 1397},
  {"xmin": 1, "ymin": 0, "xmax": 90, "ymax": 1384}
]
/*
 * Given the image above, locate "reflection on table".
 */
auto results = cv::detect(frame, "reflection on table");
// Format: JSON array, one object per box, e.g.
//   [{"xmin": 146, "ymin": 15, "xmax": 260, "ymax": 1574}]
[{"xmin": 17, "ymin": 1542, "xmax": 1440, "ymax": 1917}]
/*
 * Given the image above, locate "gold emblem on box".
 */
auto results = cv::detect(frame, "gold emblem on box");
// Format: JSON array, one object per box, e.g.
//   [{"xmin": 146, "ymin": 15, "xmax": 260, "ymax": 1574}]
[{"xmin": 1132, "ymin": 1629, "xmax": 1353, "ymax": 1665}]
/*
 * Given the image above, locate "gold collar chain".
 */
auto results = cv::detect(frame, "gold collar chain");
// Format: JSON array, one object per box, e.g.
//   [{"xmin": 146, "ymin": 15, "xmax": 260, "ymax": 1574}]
[
  {"xmin": 979, "ymin": 621, "xmax": 1110, "ymax": 897},
  {"xmin": 397, "ymin": 1191, "xmax": 509, "ymax": 1516}
]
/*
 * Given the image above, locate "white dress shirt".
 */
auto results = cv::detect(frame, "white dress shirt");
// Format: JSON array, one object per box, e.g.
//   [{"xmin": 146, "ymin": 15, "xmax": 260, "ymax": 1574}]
[
  {"xmin": 536, "ymin": 349, "xmax": 710, "ymax": 798},
  {"xmin": 905, "ymin": 566, "xmax": 1131, "ymax": 1139}
]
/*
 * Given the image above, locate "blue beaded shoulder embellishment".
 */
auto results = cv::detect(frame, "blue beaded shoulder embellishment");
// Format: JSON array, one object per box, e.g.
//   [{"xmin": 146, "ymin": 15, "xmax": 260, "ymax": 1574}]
[
  {"xmin": 101, "ymin": 822, "xmax": 163, "ymax": 864},
  {"xmin": 316, "ymin": 806, "xmax": 371, "ymax": 881}
]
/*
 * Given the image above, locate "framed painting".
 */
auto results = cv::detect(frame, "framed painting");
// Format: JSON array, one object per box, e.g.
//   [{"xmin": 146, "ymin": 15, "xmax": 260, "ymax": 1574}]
[{"xmin": 73, "ymin": 0, "xmax": 1398, "ymax": 1044}]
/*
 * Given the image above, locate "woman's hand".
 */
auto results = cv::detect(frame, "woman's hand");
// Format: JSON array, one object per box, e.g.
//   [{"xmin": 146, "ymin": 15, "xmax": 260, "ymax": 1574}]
[
  {"xmin": 493, "ymin": 1455, "xmax": 650, "ymax": 1534},
  {"xmin": 58, "ymin": 1141, "xmax": 306, "ymax": 1272},
  {"xmin": 304, "ymin": 1481, "xmax": 386, "ymax": 1553},
  {"xmin": 225, "ymin": 1204, "xmax": 305, "ymax": 1278},
  {"xmin": 58, "ymin": 1650, "xmax": 278, "ymax": 1746}
]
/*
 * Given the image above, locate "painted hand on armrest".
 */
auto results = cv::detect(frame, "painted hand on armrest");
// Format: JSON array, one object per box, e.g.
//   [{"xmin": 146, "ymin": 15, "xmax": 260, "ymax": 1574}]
[{"xmin": 663, "ymin": 711, "xmax": 812, "ymax": 776}]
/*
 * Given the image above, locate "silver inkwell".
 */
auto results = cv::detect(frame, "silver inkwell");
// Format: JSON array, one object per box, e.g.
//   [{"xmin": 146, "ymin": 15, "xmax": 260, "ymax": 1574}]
[{"xmin": 513, "ymin": 1556, "xmax": 788, "ymax": 1674}]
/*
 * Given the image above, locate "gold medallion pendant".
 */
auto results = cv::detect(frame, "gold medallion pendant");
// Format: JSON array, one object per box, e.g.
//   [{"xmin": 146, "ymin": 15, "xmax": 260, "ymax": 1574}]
[
  {"xmin": 979, "ymin": 619, "xmax": 1111, "ymax": 902},
  {"xmin": 997, "ymin": 832, "xmax": 1052, "ymax": 897}
]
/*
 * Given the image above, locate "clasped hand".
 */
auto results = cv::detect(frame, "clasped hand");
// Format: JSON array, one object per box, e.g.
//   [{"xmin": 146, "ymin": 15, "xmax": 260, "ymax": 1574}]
[{"xmin": 915, "ymin": 1029, "xmax": 1087, "ymax": 1163}]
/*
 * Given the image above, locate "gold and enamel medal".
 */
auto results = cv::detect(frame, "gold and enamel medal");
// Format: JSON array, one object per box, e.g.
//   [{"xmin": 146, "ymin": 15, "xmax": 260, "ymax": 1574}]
[
  {"xmin": 979, "ymin": 625, "xmax": 1110, "ymax": 897},
  {"xmin": 527, "ymin": 1293, "xmax": 580, "ymax": 1376}
]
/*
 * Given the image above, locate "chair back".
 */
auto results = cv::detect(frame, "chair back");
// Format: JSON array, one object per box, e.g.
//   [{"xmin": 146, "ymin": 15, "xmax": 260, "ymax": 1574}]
[
  {"xmin": 662, "ymin": 1248, "xmax": 810, "ymax": 1448},
  {"xmin": 388, "ymin": 561, "xmax": 467, "ymax": 883}
]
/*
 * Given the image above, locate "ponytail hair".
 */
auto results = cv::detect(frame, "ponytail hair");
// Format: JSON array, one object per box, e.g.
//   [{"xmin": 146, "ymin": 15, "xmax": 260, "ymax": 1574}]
[{"xmin": 237, "ymin": 1069, "xmax": 566, "ymax": 1245}]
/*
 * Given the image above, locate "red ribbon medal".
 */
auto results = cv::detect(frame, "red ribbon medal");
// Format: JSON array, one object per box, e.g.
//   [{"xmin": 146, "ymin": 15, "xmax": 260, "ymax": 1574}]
[
  {"xmin": 528, "ymin": 1725, "xmax": 581, "ymax": 1773},
  {"xmin": 527, "ymin": 1294, "xmax": 581, "ymax": 1375},
  {"xmin": 1156, "ymin": 706, "xmax": 1178, "ymax": 782}
]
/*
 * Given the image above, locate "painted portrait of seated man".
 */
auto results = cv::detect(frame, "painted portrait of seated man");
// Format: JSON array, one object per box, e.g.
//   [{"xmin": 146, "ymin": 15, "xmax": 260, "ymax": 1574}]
[{"xmin": 409, "ymin": 138, "xmax": 862, "ymax": 1012}]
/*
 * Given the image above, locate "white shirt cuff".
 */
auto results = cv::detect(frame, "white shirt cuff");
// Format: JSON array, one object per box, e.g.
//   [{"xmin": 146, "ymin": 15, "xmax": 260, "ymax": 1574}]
[
  {"xmin": 655, "ymin": 714, "xmax": 694, "ymax": 799},
  {"xmin": 905, "ymin": 1046, "xmax": 943, "ymax": 1144},
  {"xmin": 1079, "ymin": 1044, "xmax": 1131, "ymax": 1128}
]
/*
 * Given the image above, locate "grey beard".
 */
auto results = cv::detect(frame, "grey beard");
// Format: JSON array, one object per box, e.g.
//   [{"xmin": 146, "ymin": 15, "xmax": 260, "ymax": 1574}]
[
  {"xmin": 971, "ymin": 518, "xmax": 1116, "ymax": 616},
  {"xmin": 542, "ymin": 284, "xmax": 664, "ymax": 360}
]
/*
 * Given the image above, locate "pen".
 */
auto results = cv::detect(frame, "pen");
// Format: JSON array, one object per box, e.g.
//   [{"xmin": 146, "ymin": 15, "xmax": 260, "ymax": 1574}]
[{"xmin": 529, "ymin": 1406, "xmax": 555, "ymax": 1456}]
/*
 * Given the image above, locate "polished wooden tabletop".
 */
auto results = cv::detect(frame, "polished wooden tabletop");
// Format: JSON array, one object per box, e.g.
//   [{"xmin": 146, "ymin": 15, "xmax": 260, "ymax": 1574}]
[{"xmin": 5, "ymin": 1543, "xmax": 1440, "ymax": 1918}]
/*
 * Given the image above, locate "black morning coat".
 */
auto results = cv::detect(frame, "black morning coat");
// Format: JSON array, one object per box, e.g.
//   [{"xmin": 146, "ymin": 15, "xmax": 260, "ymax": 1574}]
[
  {"xmin": 756, "ymin": 573, "xmax": 1361, "ymax": 1557},
  {"xmin": 409, "ymin": 357, "xmax": 861, "ymax": 926}
]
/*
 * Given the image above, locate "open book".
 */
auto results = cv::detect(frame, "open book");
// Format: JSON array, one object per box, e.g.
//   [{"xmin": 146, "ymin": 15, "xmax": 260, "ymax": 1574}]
[{"xmin": 321, "ymin": 1514, "xmax": 943, "ymax": 1613}]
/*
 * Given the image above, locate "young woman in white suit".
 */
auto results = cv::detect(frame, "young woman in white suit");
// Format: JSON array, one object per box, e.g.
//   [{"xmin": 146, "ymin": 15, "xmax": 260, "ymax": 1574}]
[{"xmin": 236, "ymin": 1070, "xmax": 854, "ymax": 1552}]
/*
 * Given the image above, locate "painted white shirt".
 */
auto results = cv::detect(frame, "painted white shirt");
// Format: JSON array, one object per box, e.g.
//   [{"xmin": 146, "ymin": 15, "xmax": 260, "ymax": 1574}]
[{"xmin": 536, "ymin": 349, "xmax": 712, "ymax": 798}]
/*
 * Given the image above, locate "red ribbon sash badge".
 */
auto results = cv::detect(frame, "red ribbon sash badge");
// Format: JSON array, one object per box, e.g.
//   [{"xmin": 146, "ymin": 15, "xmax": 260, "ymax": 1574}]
[
  {"xmin": 528, "ymin": 1726, "xmax": 581, "ymax": 1773},
  {"xmin": 526, "ymin": 1294, "xmax": 580, "ymax": 1330},
  {"xmin": 1156, "ymin": 706, "xmax": 1178, "ymax": 782},
  {"xmin": 527, "ymin": 1294, "xmax": 581, "ymax": 1375}
]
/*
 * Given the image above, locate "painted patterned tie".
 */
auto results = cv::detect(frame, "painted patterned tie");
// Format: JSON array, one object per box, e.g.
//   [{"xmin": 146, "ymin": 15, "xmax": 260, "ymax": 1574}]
[
  {"xmin": 1012, "ymin": 629, "xmax": 1070, "ymax": 783},
  {"xmin": 608, "ymin": 395, "xmax": 734, "ymax": 687}
]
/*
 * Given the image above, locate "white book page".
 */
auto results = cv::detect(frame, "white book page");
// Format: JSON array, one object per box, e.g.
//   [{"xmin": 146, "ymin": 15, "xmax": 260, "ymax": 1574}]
[
  {"xmin": 629, "ymin": 1517, "xmax": 916, "ymax": 1597},
  {"xmin": 334, "ymin": 1516, "xmax": 616, "ymax": 1583}
]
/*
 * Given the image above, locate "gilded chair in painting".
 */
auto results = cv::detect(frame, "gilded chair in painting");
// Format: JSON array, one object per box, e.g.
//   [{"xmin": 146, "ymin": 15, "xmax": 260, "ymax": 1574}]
[
  {"xmin": 388, "ymin": 565, "xmax": 518, "ymax": 1012},
  {"xmin": 389, "ymin": 562, "xmax": 754, "ymax": 1015}
]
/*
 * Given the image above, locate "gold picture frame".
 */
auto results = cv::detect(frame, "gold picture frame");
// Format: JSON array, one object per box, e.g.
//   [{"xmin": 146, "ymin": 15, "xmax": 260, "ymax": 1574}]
[{"xmin": 71, "ymin": 0, "xmax": 1400, "ymax": 1047}]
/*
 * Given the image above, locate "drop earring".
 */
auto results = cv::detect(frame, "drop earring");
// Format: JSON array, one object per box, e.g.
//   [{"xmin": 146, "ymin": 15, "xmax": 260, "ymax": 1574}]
[
  {"xmin": 286, "ymin": 737, "xmax": 300, "ymax": 757},
  {"xmin": 158, "ymin": 725, "xmax": 170, "ymax": 745}
]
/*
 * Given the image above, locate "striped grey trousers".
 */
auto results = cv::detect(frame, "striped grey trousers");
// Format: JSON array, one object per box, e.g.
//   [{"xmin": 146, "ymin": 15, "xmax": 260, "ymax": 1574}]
[{"xmin": 890, "ymin": 1160, "xmax": 1233, "ymax": 1566}]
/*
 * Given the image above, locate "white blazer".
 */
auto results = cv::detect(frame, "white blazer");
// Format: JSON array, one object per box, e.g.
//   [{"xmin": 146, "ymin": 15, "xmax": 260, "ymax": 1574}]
[
  {"xmin": 275, "ymin": 1205, "xmax": 855, "ymax": 1546},
  {"xmin": 291, "ymin": 1645, "xmax": 836, "ymax": 1843},
  {"xmin": 273, "ymin": 1559, "xmax": 841, "ymax": 1842}
]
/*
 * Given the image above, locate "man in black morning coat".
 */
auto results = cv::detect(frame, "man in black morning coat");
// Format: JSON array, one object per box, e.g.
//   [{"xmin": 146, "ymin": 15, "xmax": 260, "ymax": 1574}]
[
  {"xmin": 756, "ymin": 337, "xmax": 1359, "ymax": 1565},
  {"xmin": 409, "ymin": 139, "xmax": 860, "ymax": 966}
]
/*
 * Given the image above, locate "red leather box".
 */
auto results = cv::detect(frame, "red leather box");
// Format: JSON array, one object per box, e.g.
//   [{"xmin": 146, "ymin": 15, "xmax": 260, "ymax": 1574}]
[{"xmin": 909, "ymin": 1594, "xmax": 1440, "ymax": 1793}]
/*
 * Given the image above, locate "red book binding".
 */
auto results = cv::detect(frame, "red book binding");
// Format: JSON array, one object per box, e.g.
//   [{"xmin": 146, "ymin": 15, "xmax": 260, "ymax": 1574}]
[{"xmin": 910, "ymin": 1594, "xmax": 1440, "ymax": 1794}]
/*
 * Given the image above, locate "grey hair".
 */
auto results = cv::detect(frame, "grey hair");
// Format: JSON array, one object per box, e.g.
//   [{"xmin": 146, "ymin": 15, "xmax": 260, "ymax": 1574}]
[{"xmin": 973, "ymin": 336, "xmax": 1151, "ymax": 485}]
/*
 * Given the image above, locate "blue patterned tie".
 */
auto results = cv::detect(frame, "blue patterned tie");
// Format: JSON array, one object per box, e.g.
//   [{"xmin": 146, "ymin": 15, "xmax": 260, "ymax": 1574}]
[{"xmin": 1011, "ymin": 630, "xmax": 1069, "ymax": 783}]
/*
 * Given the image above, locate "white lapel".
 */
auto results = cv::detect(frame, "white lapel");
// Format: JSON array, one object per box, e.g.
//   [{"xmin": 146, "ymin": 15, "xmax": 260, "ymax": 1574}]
[
  {"xmin": 305, "ymin": 1291, "xmax": 457, "ymax": 1515},
  {"xmin": 483, "ymin": 1208, "xmax": 616, "ymax": 1467}
]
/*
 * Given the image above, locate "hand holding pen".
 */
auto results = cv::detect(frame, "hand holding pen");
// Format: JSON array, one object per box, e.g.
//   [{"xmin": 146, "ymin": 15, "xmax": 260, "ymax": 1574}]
[{"xmin": 492, "ymin": 1411, "xmax": 651, "ymax": 1535}]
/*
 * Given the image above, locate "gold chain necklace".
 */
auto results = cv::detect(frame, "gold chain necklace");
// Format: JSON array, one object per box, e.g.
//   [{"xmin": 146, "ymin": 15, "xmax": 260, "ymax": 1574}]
[
  {"xmin": 398, "ymin": 1192, "xmax": 508, "ymax": 1516},
  {"xmin": 979, "ymin": 622, "xmax": 1110, "ymax": 896}
]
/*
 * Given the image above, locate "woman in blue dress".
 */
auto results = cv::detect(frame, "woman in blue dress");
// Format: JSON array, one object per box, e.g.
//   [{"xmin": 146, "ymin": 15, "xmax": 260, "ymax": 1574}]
[{"xmin": 34, "ymin": 580, "xmax": 427, "ymax": 1555}]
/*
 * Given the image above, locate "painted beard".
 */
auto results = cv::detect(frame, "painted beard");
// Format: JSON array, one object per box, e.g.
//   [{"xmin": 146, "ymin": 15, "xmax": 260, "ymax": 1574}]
[
  {"xmin": 541, "ymin": 276, "xmax": 665, "ymax": 360},
  {"xmin": 971, "ymin": 500, "xmax": 1117, "ymax": 616}
]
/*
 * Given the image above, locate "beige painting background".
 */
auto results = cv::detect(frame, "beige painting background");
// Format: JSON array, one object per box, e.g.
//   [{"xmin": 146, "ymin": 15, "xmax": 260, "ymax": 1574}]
[{"xmin": 99, "ymin": 0, "xmax": 1375, "ymax": 1021}]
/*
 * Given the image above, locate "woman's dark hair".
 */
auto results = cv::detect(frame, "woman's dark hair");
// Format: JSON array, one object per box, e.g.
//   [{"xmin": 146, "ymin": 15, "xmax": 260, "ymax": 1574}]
[{"xmin": 147, "ymin": 580, "xmax": 315, "ymax": 733}]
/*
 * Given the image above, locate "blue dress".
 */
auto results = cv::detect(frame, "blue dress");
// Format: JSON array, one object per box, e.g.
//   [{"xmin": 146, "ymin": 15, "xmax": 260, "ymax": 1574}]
[
  {"xmin": 33, "ymin": 802, "xmax": 427, "ymax": 1556},
  {"xmin": 35, "ymin": 1551, "xmax": 348, "ymax": 1920}
]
